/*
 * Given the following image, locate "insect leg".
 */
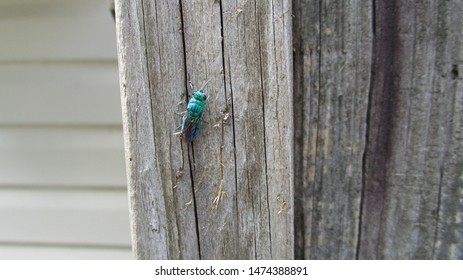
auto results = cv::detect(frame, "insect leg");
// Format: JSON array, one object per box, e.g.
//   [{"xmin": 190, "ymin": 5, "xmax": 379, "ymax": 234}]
[
  {"xmin": 180, "ymin": 114, "xmax": 187, "ymax": 132},
  {"xmin": 173, "ymin": 114, "xmax": 188, "ymax": 136}
]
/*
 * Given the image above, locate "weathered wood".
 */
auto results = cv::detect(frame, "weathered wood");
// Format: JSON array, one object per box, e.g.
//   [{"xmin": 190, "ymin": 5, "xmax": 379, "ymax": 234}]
[
  {"xmin": 222, "ymin": 0, "xmax": 294, "ymax": 259},
  {"xmin": 418, "ymin": 0, "xmax": 463, "ymax": 260},
  {"xmin": 359, "ymin": 0, "xmax": 463, "ymax": 259},
  {"xmin": 294, "ymin": 0, "xmax": 463, "ymax": 259},
  {"xmin": 115, "ymin": 0, "xmax": 199, "ymax": 259},
  {"xmin": 116, "ymin": 0, "xmax": 293, "ymax": 259},
  {"xmin": 118, "ymin": 0, "xmax": 463, "ymax": 260},
  {"xmin": 180, "ymin": 0, "xmax": 239, "ymax": 260},
  {"xmin": 293, "ymin": 0, "xmax": 372, "ymax": 259}
]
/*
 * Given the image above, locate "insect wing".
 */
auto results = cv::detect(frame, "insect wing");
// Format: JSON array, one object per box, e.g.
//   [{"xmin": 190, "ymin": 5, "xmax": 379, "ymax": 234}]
[{"xmin": 183, "ymin": 112, "xmax": 203, "ymax": 142}]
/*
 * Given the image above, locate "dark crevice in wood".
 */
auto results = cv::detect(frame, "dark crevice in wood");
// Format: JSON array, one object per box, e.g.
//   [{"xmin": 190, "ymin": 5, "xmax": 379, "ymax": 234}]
[
  {"xmin": 270, "ymin": 0, "xmax": 281, "ymax": 146},
  {"xmin": 358, "ymin": 0, "xmax": 400, "ymax": 259},
  {"xmin": 451, "ymin": 64, "xmax": 458, "ymax": 80},
  {"xmin": 140, "ymin": 0, "xmax": 153, "ymax": 256},
  {"xmin": 218, "ymin": 2, "xmax": 239, "ymax": 250},
  {"xmin": 225, "ymin": 51, "xmax": 240, "ymax": 257},
  {"xmin": 291, "ymin": 0, "xmax": 305, "ymax": 260},
  {"xmin": 310, "ymin": 0, "xmax": 322, "ymax": 260},
  {"xmin": 432, "ymin": 163, "xmax": 445, "ymax": 258},
  {"xmin": 140, "ymin": 0, "xmax": 154, "ymax": 153},
  {"xmin": 255, "ymin": 0, "xmax": 272, "ymax": 258},
  {"xmin": 178, "ymin": 0, "xmax": 201, "ymax": 259},
  {"xmin": 178, "ymin": 0, "xmax": 191, "ymax": 106},
  {"xmin": 357, "ymin": 0, "xmax": 376, "ymax": 260}
]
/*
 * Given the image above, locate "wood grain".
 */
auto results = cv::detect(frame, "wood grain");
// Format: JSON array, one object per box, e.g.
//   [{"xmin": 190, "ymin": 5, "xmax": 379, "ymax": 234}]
[
  {"xmin": 293, "ymin": 0, "xmax": 372, "ymax": 259},
  {"xmin": 294, "ymin": 0, "xmax": 463, "ymax": 259},
  {"xmin": 119, "ymin": 0, "xmax": 463, "ymax": 260},
  {"xmin": 222, "ymin": 0, "xmax": 294, "ymax": 259},
  {"xmin": 116, "ymin": 0, "xmax": 293, "ymax": 259},
  {"xmin": 359, "ymin": 0, "xmax": 463, "ymax": 260}
]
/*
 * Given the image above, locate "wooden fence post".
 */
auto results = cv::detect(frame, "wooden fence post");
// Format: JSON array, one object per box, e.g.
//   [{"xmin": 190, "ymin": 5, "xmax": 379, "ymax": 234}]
[
  {"xmin": 115, "ymin": 0, "xmax": 293, "ymax": 259},
  {"xmin": 293, "ymin": 0, "xmax": 463, "ymax": 259},
  {"xmin": 359, "ymin": 0, "xmax": 463, "ymax": 260},
  {"xmin": 117, "ymin": 0, "xmax": 462, "ymax": 260},
  {"xmin": 293, "ymin": 0, "xmax": 373, "ymax": 259}
]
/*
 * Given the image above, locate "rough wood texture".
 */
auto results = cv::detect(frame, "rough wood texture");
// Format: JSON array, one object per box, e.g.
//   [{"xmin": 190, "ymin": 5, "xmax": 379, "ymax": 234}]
[
  {"xmin": 294, "ymin": 0, "xmax": 463, "ymax": 259},
  {"xmin": 360, "ymin": 0, "xmax": 463, "ymax": 260},
  {"xmin": 293, "ymin": 0, "xmax": 372, "ymax": 259},
  {"xmin": 115, "ymin": 0, "xmax": 195, "ymax": 259},
  {"xmin": 115, "ymin": 0, "xmax": 293, "ymax": 259},
  {"xmin": 118, "ymin": 0, "xmax": 462, "ymax": 260},
  {"xmin": 222, "ymin": 0, "xmax": 294, "ymax": 259}
]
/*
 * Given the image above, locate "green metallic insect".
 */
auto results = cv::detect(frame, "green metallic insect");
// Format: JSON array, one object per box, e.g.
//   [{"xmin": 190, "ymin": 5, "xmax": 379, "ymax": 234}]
[{"xmin": 178, "ymin": 80, "xmax": 210, "ymax": 142}]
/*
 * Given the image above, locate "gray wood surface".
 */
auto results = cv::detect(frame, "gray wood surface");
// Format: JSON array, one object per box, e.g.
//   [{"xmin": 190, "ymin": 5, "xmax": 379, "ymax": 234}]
[
  {"xmin": 293, "ymin": 0, "xmax": 372, "ymax": 259},
  {"xmin": 118, "ymin": 0, "xmax": 463, "ymax": 260},
  {"xmin": 115, "ymin": 0, "xmax": 293, "ymax": 259},
  {"xmin": 359, "ymin": 0, "xmax": 463, "ymax": 260},
  {"xmin": 294, "ymin": 0, "xmax": 463, "ymax": 259}
]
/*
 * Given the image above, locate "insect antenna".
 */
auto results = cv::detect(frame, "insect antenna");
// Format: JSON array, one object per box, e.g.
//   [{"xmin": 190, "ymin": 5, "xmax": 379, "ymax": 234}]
[{"xmin": 200, "ymin": 79, "xmax": 211, "ymax": 92}]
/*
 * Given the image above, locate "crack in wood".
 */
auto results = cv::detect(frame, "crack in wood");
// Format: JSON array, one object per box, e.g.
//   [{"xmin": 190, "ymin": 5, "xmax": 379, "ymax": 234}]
[
  {"xmin": 178, "ymin": 0, "xmax": 202, "ymax": 259},
  {"xmin": 358, "ymin": 0, "xmax": 400, "ymax": 259}
]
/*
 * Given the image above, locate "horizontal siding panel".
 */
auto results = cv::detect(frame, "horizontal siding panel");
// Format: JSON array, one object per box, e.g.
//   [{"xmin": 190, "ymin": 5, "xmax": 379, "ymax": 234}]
[
  {"xmin": 0, "ymin": 127, "xmax": 126, "ymax": 187},
  {"xmin": 0, "ymin": 245, "xmax": 132, "ymax": 260},
  {"xmin": 0, "ymin": 0, "xmax": 131, "ymax": 260},
  {"xmin": 0, "ymin": 188, "xmax": 131, "ymax": 247},
  {"xmin": 0, "ymin": 63, "xmax": 121, "ymax": 125},
  {"xmin": 0, "ymin": 0, "xmax": 116, "ymax": 61}
]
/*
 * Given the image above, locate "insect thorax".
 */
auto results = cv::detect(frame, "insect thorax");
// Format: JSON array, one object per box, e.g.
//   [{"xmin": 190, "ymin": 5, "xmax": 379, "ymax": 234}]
[{"xmin": 188, "ymin": 93, "xmax": 206, "ymax": 118}]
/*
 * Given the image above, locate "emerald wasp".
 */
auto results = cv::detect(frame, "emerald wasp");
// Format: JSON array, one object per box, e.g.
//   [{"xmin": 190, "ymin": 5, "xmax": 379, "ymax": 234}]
[{"xmin": 175, "ymin": 80, "xmax": 210, "ymax": 142}]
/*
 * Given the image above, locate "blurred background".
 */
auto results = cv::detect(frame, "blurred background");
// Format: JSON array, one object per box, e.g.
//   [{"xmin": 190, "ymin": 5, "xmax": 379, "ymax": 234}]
[{"xmin": 0, "ymin": 0, "xmax": 132, "ymax": 259}]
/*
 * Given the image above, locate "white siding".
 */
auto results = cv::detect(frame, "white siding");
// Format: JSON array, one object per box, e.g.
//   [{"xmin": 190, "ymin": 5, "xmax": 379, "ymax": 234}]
[
  {"xmin": 0, "ymin": 63, "xmax": 122, "ymax": 125},
  {"xmin": 0, "ymin": 0, "xmax": 132, "ymax": 259}
]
